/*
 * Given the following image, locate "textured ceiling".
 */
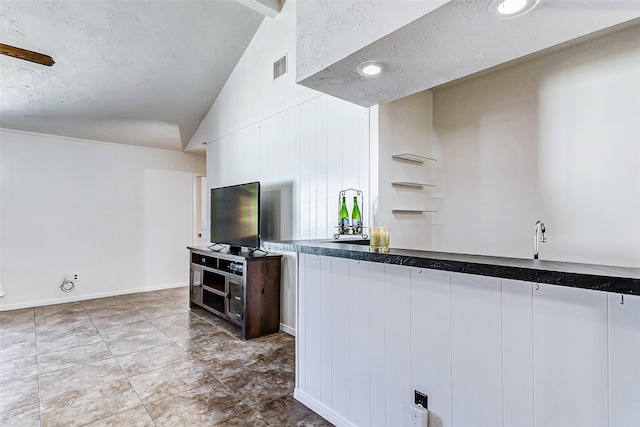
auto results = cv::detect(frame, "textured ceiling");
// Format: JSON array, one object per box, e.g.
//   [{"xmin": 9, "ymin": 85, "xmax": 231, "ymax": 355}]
[
  {"xmin": 297, "ymin": 0, "xmax": 640, "ymax": 107},
  {"xmin": 0, "ymin": 0, "xmax": 264, "ymax": 151}
]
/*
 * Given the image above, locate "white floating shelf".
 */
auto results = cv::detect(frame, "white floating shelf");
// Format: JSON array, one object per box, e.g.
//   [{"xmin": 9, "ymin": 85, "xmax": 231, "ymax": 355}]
[
  {"xmin": 391, "ymin": 181, "xmax": 436, "ymax": 189},
  {"xmin": 391, "ymin": 153, "xmax": 437, "ymax": 164},
  {"xmin": 392, "ymin": 209, "xmax": 438, "ymax": 214}
]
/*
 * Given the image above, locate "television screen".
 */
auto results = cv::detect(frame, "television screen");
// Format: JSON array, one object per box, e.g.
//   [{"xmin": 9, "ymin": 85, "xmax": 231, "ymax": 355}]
[{"xmin": 210, "ymin": 182, "xmax": 260, "ymax": 251}]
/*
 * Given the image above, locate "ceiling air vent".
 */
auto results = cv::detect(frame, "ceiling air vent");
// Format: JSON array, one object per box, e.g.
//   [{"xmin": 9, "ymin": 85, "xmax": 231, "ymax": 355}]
[{"xmin": 273, "ymin": 55, "xmax": 287, "ymax": 80}]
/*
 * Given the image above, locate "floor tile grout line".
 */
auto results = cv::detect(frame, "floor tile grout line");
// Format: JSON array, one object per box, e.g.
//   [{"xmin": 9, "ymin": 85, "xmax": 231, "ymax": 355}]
[
  {"xmin": 78, "ymin": 301, "xmax": 159, "ymax": 427},
  {"xmin": 107, "ymin": 305, "xmax": 289, "ymax": 426},
  {"xmin": 32, "ymin": 308, "xmax": 44, "ymax": 427},
  {"xmin": 2, "ymin": 288, "xmax": 321, "ymax": 426}
]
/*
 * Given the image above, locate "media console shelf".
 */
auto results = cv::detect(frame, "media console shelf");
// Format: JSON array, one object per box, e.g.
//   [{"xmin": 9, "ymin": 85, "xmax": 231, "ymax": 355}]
[{"xmin": 188, "ymin": 247, "xmax": 282, "ymax": 340}]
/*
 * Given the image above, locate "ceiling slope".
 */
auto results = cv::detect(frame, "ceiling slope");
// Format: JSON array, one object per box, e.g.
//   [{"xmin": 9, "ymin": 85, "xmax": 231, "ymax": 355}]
[
  {"xmin": 0, "ymin": 0, "xmax": 265, "ymax": 151},
  {"xmin": 297, "ymin": 0, "xmax": 640, "ymax": 107}
]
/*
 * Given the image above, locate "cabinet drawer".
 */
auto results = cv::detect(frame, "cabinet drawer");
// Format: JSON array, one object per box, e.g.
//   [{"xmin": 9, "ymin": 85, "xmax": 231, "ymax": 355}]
[{"xmin": 192, "ymin": 253, "xmax": 217, "ymax": 268}]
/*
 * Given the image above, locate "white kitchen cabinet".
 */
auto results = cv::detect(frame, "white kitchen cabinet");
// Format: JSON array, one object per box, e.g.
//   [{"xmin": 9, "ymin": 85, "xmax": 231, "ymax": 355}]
[
  {"xmin": 608, "ymin": 292, "xmax": 640, "ymax": 427},
  {"xmin": 533, "ymin": 283, "xmax": 608, "ymax": 427},
  {"xmin": 501, "ymin": 279, "xmax": 534, "ymax": 427},
  {"xmin": 410, "ymin": 267, "xmax": 452, "ymax": 427},
  {"xmin": 451, "ymin": 272, "xmax": 503, "ymax": 427}
]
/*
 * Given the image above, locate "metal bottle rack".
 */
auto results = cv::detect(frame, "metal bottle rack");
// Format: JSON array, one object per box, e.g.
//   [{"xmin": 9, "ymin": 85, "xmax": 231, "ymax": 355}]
[{"xmin": 334, "ymin": 188, "xmax": 368, "ymax": 239}]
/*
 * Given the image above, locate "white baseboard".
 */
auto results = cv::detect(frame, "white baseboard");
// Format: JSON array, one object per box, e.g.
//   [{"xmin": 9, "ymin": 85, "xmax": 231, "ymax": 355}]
[
  {"xmin": 294, "ymin": 388, "xmax": 354, "ymax": 427},
  {"xmin": 279, "ymin": 322, "xmax": 296, "ymax": 336},
  {"xmin": 0, "ymin": 282, "xmax": 188, "ymax": 311}
]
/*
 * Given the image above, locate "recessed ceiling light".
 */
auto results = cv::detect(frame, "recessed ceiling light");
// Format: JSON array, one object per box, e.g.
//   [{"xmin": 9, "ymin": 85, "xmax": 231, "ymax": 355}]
[
  {"xmin": 356, "ymin": 61, "xmax": 384, "ymax": 77},
  {"xmin": 488, "ymin": 0, "xmax": 539, "ymax": 18}
]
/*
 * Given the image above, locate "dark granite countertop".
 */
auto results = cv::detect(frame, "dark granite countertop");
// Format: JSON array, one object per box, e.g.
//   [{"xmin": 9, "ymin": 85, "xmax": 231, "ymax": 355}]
[{"xmin": 265, "ymin": 239, "xmax": 640, "ymax": 295}]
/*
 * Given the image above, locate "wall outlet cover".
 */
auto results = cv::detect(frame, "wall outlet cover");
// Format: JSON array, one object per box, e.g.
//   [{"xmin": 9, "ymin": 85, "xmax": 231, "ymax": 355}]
[{"xmin": 410, "ymin": 404, "xmax": 429, "ymax": 427}]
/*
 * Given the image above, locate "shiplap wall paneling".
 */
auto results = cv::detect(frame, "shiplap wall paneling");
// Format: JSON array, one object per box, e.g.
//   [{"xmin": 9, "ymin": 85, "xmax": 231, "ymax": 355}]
[
  {"xmin": 608, "ymin": 292, "xmax": 640, "ymax": 427},
  {"xmin": 257, "ymin": 115, "xmax": 273, "ymax": 180},
  {"xmin": 327, "ymin": 95, "xmax": 347, "ymax": 236},
  {"xmin": 314, "ymin": 97, "xmax": 329, "ymax": 239},
  {"xmin": 451, "ymin": 272, "xmax": 503, "ymax": 427},
  {"xmin": 292, "ymin": 105, "xmax": 302, "ymax": 239},
  {"xmin": 341, "ymin": 99, "xmax": 371, "ymax": 226},
  {"xmin": 301, "ymin": 253, "xmax": 321, "ymax": 398},
  {"xmin": 295, "ymin": 96, "xmax": 369, "ymax": 240},
  {"xmin": 244, "ymin": 123, "xmax": 260, "ymax": 181},
  {"xmin": 208, "ymin": 94, "xmax": 369, "ymax": 241},
  {"xmin": 369, "ymin": 262, "xmax": 387, "ymax": 426},
  {"xmin": 501, "ymin": 280, "xmax": 534, "ymax": 427},
  {"xmin": 279, "ymin": 108, "xmax": 296, "ymax": 183},
  {"xmin": 349, "ymin": 259, "xmax": 371, "ymax": 426},
  {"xmin": 410, "ymin": 268, "xmax": 452, "ymax": 427},
  {"xmin": 320, "ymin": 255, "xmax": 333, "ymax": 406},
  {"xmin": 533, "ymin": 284, "xmax": 608, "ymax": 427},
  {"xmin": 357, "ymin": 102, "xmax": 370, "ymax": 227},
  {"xmin": 306, "ymin": 100, "xmax": 319, "ymax": 238},
  {"xmin": 296, "ymin": 253, "xmax": 307, "ymax": 391},
  {"xmin": 331, "ymin": 257, "xmax": 351, "ymax": 417},
  {"xmin": 384, "ymin": 264, "xmax": 412, "ymax": 425},
  {"xmin": 298, "ymin": 101, "xmax": 313, "ymax": 239}
]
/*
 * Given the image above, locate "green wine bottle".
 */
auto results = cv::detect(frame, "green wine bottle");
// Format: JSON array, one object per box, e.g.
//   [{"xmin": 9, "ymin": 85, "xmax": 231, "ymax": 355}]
[
  {"xmin": 351, "ymin": 196, "xmax": 362, "ymax": 234},
  {"xmin": 340, "ymin": 196, "xmax": 350, "ymax": 232}
]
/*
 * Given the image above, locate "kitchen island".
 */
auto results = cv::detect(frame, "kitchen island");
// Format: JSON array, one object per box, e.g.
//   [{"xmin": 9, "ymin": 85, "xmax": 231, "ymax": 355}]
[{"xmin": 270, "ymin": 240, "xmax": 640, "ymax": 427}]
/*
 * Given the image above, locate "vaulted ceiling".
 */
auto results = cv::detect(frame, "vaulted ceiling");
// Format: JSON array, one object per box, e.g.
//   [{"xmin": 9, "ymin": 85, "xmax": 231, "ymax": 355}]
[
  {"xmin": 0, "ymin": 0, "xmax": 268, "ymax": 152},
  {"xmin": 3, "ymin": 1, "xmax": 639, "ymax": 153}
]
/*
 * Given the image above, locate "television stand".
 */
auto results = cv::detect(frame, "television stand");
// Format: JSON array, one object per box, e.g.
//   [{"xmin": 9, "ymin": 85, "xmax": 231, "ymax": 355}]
[{"xmin": 188, "ymin": 247, "xmax": 282, "ymax": 340}]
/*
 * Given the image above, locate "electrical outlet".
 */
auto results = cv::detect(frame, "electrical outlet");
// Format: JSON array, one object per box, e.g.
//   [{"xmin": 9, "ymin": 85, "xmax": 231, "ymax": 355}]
[
  {"xmin": 415, "ymin": 390, "xmax": 428, "ymax": 409},
  {"xmin": 410, "ymin": 404, "xmax": 428, "ymax": 427},
  {"xmin": 63, "ymin": 273, "xmax": 80, "ymax": 282}
]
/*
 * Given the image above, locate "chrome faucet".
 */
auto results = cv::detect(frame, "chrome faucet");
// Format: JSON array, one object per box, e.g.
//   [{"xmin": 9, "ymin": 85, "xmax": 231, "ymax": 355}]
[{"xmin": 534, "ymin": 221, "xmax": 547, "ymax": 259}]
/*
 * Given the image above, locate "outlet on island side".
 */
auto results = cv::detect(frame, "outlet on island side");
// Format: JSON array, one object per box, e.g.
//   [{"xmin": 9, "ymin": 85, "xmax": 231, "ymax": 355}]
[
  {"xmin": 410, "ymin": 390, "xmax": 429, "ymax": 427},
  {"xmin": 415, "ymin": 390, "xmax": 428, "ymax": 409},
  {"xmin": 62, "ymin": 273, "xmax": 80, "ymax": 282}
]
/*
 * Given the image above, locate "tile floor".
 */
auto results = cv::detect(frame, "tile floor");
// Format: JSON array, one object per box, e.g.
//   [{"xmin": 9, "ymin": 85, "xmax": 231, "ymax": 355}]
[{"xmin": 0, "ymin": 287, "xmax": 332, "ymax": 427}]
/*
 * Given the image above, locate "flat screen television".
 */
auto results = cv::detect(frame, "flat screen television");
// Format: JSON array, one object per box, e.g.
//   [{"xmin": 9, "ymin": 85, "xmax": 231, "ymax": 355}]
[{"xmin": 210, "ymin": 181, "xmax": 261, "ymax": 253}]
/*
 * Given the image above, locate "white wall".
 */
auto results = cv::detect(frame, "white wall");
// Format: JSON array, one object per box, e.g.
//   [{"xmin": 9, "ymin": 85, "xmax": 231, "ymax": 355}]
[
  {"xmin": 0, "ymin": 129, "xmax": 205, "ymax": 310},
  {"xmin": 194, "ymin": 0, "xmax": 371, "ymax": 332},
  {"xmin": 207, "ymin": 95, "xmax": 369, "ymax": 240},
  {"xmin": 373, "ymin": 91, "xmax": 437, "ymax": 250},
  {"xmin": 207, "ymin": 93, "xmax": 370, "ymax": 331},
  {"xmin": 187, "ymin": 0, "xmax": 318, "ymax": 150},
  {"xmin": 432, "ymin": 23, "xmax": 640, "ymax": 268}
]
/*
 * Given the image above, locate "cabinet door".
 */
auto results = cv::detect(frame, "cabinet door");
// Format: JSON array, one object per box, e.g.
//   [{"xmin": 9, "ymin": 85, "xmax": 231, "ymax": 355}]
[
  {"xmin": 451, "ymin": 272, "xmax": 503, "ymax": 427},
  {"xmin": 227, "ymin": 278, "xmax": 243, "ymax": 321},
  {"xmin": 609, "ymin": 292, "xmax": 640, "ymax": 427},
  {"xmin": 533, "ymin": 284, "xmax": 608, "ymax": 427},
  {"xmin": 190, "ymin": 267, "xmax": 203, "ymax": 305}
]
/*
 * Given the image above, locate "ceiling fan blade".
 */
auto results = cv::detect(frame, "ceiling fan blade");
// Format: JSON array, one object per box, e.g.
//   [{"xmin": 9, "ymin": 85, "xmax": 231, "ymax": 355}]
[{"xmin": 0, "ymin": 43, "xmax": 55, "ymax": 66}]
